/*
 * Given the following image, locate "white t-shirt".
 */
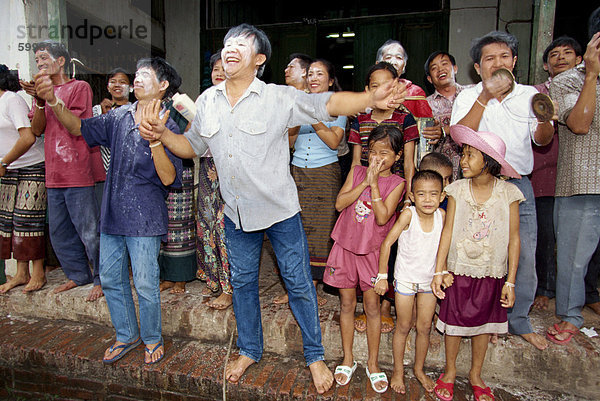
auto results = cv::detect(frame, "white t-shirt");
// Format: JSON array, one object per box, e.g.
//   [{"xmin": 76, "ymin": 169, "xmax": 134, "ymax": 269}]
[
  {"xmin": 450, "ymin": 82, "xmax": 539, "ymax": 176},
  {"xmin": 394, "ymin": 206, "xmax": 443, "ymax": 283},
  {"xmin": 0, "ymin": 91, "xmax": 45, "ymax": 169}
]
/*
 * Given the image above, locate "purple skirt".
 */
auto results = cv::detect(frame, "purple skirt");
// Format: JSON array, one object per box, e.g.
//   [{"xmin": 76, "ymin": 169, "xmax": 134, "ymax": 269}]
[{"xmin": 436, "ymin": 274, "xmax": 508, "ymax": 336}]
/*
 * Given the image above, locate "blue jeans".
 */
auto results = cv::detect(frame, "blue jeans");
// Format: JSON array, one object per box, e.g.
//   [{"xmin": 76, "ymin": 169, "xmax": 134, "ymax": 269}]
[
  {"xmin": 47, "ymin": 187, "xmax": 100, "ymax": 286},
  {"xmin": 554, "ymin": 195, "xmax": 600, "ymax": 328},
  {"xmin": 507, "ymin": 177, "xmax": 537, "ymax": 335},
  {"xmin": 224, "ymin": 213, "xmax": 324, "ymax": 366},
  {"xmin": 534, "ymin": 196, "xmax": 556, "ymax": 298},
  {"xmin": 100, "ymin": 233, "xmax": 163, "ymax": 344}
]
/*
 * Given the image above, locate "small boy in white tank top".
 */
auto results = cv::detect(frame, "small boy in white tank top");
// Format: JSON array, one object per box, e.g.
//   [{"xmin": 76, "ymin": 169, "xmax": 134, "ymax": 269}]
[{"xmin": 375, "ymin": 170, "xmax": 446, "ymax": 394}]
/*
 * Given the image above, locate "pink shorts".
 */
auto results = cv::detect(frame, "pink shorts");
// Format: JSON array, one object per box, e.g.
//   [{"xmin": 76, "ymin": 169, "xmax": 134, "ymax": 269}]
[{"xmin": 323, "ymin": 242, "xmax": 379, "ymax": 292}]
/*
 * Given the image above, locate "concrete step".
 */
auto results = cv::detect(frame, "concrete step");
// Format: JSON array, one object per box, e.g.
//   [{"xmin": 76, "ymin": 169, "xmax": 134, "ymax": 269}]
[
  {"xmin": 1, "ymin": 240, "xmax": 599, "ymax": 399},
  {"xmin": 0, "ymin": 314, "xmax": 589, "ymax": 401}
]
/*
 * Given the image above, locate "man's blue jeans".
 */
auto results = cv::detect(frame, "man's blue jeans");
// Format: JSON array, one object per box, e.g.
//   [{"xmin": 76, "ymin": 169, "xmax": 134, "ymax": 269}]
[
  {"xmin": 554, "ymin": 195, "xmax": 600, "ymax": 328},
  {"xmin": 47, "ymin": 187, "xmax": 100, "ymax": 286},
  {"xmin": 224, "ymin": 213, "xmax": 324, "ymax": 366},
  {"xmin": 507, "ymin": 177, "xmax": 537, "ymax": 335},
  {"xmin": 100, "ymin": 233, "xmax": 163, "ymax": 345}
]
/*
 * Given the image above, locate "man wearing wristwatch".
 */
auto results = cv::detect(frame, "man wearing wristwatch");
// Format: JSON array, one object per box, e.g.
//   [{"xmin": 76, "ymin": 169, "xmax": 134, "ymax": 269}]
[{"xmin": 21, "ymin": 40, "xmax": 104, "ymax": 302}]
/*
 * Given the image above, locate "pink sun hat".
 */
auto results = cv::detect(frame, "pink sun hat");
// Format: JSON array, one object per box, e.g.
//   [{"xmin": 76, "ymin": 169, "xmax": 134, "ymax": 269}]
[{"xmin": 450, "ymin": 124, "xmax": 521, "ymax": 179}]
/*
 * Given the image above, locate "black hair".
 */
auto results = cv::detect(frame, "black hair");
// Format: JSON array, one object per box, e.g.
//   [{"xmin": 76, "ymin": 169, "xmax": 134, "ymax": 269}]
[
  {"xmin": 224, "ymin": 23, "xmax": 272, "ymax": 78},
  {"xmin": 210, "ymin": 50, "xmax": 223, "ymax": 70},
  {"xmin": 289, "ymin": 53, "xmax": 313, "ymax": 74},
  {"xmin": 136, "ymin": 57, "xmax": 181, "ymax": 99},
  {"xmin": 106, "ymin": 67, "xmax": 131, "ymax": 84},
  {"xmin": 482, "ymin": 152, "xmax": 502, "ymax": 177},
  {"xmin": 424, "ymin": 51, "xmax": 457, "ymax": 76},
  {"xmin": 419, "ymin": 152, "xmax": 453, "ymax": 171},
  {"xmin": 0, "ymin": 65, "xmax": 21, "ymax": 92},
  {"xmin": 589, "ymin": 7, "xmax": 600, "ymax": 39},
  {"xmin": 32, "ymin": 40, "xmax": 71, "ymax": 74},
  {"xmin": 411, "ymin": 169, "xmax": 443, "ymax": 192},
  {"xmin": 470, "ymin": 31, "xmax": 518, "ymax": 64},
  {"xmin": 310, "ymin": 58, "xmax": 342, "ymax": 92},
  {"xmin": 542, "ymin": 36, "xmax": 583, "ymax": 63},
  {"xmin": 365, "ymin": 62, "xmax": 398, "ymax": 87},
  {"xmin": 367, "ymin": 125, "xmax": 404, "ymax": 155}
]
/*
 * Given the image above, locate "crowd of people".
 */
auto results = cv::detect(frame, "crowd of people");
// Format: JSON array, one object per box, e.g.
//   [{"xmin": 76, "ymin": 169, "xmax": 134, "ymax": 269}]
[{"xmin": 0, "ymin": 7, "xmax": 599, "ymax": 399}]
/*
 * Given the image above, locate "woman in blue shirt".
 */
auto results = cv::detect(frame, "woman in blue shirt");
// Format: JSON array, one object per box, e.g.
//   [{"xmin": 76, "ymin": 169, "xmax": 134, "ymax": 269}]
[{"xmin": 274, "ymin": 59, "xmax": 346, "ymax": 306}]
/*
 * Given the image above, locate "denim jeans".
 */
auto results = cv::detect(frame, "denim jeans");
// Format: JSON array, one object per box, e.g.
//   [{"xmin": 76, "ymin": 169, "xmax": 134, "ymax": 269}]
[
  {"xmin": 554, "ymin": 195, "xmax": 600, "ymax": 328},
  {"xmin": 534, "ymin": 196, "xmax": 556, "ymax": 298},
  {"xmin": 507, "ymin": 177, "xmax": 537, "ymax": 335},
  {"xmin": 47, "ymin": 187, "xmax": 100, "ymax": 286},
  {"xmin": 224, "ymin": 213, "xmax": 324, "ymax": 366},
  {"xmin": 100, "ymin": 233, "xmax": 163, "ymax": 344}
]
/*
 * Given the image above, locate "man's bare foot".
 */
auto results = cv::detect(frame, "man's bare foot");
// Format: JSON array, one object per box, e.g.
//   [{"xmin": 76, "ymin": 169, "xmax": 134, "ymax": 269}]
[
  {"xmin": 169, "ymin": 281, "xmax": 186, "ymax": 294},
  {"xmin": 390, "ymin": 369, "xmax": 406, "ymax": 394},
  {"xmin": 208, "ymin": 292, "xmax": 232, "ymax": 310},
  {"xmin": 0, "ymin": 273, "xmax": 30, "ymax": 294},
  {"xmin": 23, "ymin": 275, "xmax": 47, "ymax": 293},
  {"xmin": 272, "ymin": 293, "xmax": 289, "ymax": 304},
  {"xmin": 225, "ymin": 355, "xmax": 256, "ymax": 384},
  {"xmin": 159, "ymin": 281, "xmax": 175, "ymax": 292},
  {"xmin": 533, "ymin": 295, "xmax": 550, "ymax": 310},
  {"xmin": 521, "ymin": 332, "xmax": 549, "ymax": 350},
  {"xmin": 308, "ymin": 360, "xmax": 333, "ymax": 394},
  {"xmin": 586, "ymin": 302, "xmax": 600, "ymax": 315},
  {"xmin": 490, "ymin": 333, "xmax": 498, "ymax": 344},
  {"xmin": 415, "ymin": 370, "xmax": 435, "ymax": 392},
  {"xmin": 317, "ymin": 294, "xmax": 327, "ymax": 307},
  {"xmin": 86, "ymin": 284, "xmax": 104, "ymax": 301},
  {"xmin": 53, "ymin": 279, "xmax": 78, "ymax": 294},
  {"xmin": 201, "ymin": 285, "xmax": 216, "ymax": 297}
]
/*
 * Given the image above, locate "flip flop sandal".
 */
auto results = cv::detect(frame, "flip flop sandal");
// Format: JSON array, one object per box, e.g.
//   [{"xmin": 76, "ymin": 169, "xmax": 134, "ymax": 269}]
[
  {"xmin": 365, "ymin": 366, "xmax": 388, "ymax": 393},
  {"xmin": 472, "ymin": 383, "xmax": 495, "ymax": 401},
  {"xmin": 434, "ymin": 374, "xmax": 454, "ymax": 401},
  {"xmin": 546, "ymin": 327, "xmax": 576, "ymax": 345},
  {"xmin": 334, "ymin": 361, "xmax": 357, "ymax": 386},
  {"xmin": 102, "ymin": 337, "xmax": 141, "ymax": 364},
  {"xmin": 381, "ymin": 316, "xmax": 395, "ymax": 333},
  {"xmin": 144, "ymin": 340, "xmax": 165, "ymax": 364},
  {"xmin": 354, "ymin": 314, "xmax": 367, "ymax": 333}
]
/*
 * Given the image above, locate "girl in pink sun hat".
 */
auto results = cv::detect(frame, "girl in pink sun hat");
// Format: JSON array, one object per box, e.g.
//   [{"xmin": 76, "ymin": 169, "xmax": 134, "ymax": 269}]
[{"xmin": 431, "ymin": 124, "xmax": 523, "ymax": 401}]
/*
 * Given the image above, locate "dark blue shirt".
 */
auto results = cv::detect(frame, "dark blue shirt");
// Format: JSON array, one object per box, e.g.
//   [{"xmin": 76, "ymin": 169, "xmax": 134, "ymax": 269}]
[{"xmin": 81, "ymin": 102, "xmax": 182, "ymax": 237}]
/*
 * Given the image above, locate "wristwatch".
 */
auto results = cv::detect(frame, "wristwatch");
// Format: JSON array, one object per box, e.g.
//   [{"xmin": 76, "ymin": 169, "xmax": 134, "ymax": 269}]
[{"xmin": 0, "ymin": 160, "xmax": 9, "ymax": 168}]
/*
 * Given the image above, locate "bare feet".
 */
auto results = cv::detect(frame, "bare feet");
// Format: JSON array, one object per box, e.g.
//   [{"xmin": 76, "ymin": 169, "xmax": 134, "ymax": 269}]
[
  {"xmin": 272, "ymin": 292, "xmax": 289, "ymax": 304},
  {"xmin": 533, "ymin": 295, "xmax": 550, "ymax": 310},
  {"xmin": 381, "ymin": 315, "xmax": 395, "ymax": 333},
  {"xmin": 159, "ymin": 280, "xmax": 175, "ymax": 292},
  {"xmin": 23, "ymin": 275, "xmax": 47, "ymax": 293},
  {"xmin": 0, "ymin": 273, "xmax": 30, "ymax": 294},
  {"xmin": 354, "ymin": 313, "xmax": 367, "ymax": 333},
  {"xmin": 586, "ymin": 302, "xmax": 600, "ymax": 315},
  {"xmin": 489, "ymin": 333, "xmax": 498, "ymax": 344},
  {"xmin": 521, "ymin": 332, "xmax": 549, "ymax": 350},
  {"xmin": 86, "ymin": 284, "xmax": 104, "ymax": 302},
  {"xmin": 317, "ymin": 294, "xmax": 328, "ymax": 307},
  {"xmin": 208, "ymin": 292, "xmax": 232, "ymax": 310},
  {"xmin": 415, "ymin": 370, "xmax": 435, "ymax": 392},
  {"xmin": 201, "ymin": 285, "xmax": 216, "ymax": 297},
  {"xmin": 308, "ymin": 360, "xmax": 334, "ymax": 394},
  {"xmin": 169, "ymin": 281, "xmax": 186, "ymax": 294},
  {"xmin": 390, "ymin": 369, "xmax": 406, "ymax": 394},
  {"xmin": 53, "ymin": 279, "xmax": 78, "ymax": 294},
  {"xmin": 225, "ymin": 355, "xmax": 256, "ymax": 384}
]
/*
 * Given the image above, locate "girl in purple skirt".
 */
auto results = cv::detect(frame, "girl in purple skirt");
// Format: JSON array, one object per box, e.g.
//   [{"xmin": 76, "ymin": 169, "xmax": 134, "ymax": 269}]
[{"xmin": 431, "ymin": 125, "xmax": 523, "ymax": 401}]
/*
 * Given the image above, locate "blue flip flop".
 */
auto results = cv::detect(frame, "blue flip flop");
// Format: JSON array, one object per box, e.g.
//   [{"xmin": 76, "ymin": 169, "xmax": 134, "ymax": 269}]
[
  {"xmin": 103, "ymin": 337, "xmax": 142, "ymax": 364},
  {"xmin": 144, "ymin": 340, "xmax": 164, "ymax": 364}
]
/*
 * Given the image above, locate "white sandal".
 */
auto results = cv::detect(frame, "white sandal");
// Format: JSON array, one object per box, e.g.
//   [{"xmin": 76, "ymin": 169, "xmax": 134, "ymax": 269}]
[
  {"xmin": 366, "ymin": 366, "xmax": 388, "ymax": 393},
  {"xmin": 334, "ymin": 361, "xmax": 358, "ymax": 386}
]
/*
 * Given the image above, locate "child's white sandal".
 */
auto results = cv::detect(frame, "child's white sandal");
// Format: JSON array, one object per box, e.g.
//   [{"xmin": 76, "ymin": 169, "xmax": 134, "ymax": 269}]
[
  {"xmin": 366, "ymin": 366, "xmax": 388, "ymax": 393},
  {"xmin": 334, "ymin": 361, "xmax": 358, "ymax": 386}
]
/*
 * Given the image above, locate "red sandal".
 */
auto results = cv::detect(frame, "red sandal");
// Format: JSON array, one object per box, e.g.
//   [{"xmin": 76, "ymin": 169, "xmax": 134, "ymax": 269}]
[
  {"xmin": 434, "ymin": 374, "xmax": 454, "ymax": 401},
  {"xmin": 472, "ymin": 383, "xmax": 495, "ymax": 401}
]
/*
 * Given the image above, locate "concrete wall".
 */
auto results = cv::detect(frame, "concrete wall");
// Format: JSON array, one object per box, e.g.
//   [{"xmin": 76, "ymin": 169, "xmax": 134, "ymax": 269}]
[{"xmin": 164, "ymin": 1, "xmax": 202, "ymax": 98}]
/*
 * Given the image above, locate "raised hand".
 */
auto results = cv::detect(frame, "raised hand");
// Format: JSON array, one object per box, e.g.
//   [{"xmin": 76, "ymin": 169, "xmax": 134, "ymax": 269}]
[
  {"xmin": 481, "ymin": 73, "xmax": 513, "ymax": 101},
  {"xmin": 139, "ymin": 99, "xmax": 170, "ymax": 142},
  {"xmin": 100, "ymin": 98, "xmax": 114, "ymax": 114},
  {"xmin": 20, "ymin": 79, "xmax": 39, "ymax": 99},
  {"xmin": 365, "ymin": 156, "xmax": 383, "ymax": 186},
  {"xmin": 584, "ymin": 32, "xmax": 600, "ymax": 78},
  {"xmin": 371, "ymin": 78, "xmax": 407, "ymax": 110},
  {"xmin": 421, "ymin": 119, "xmax": 443, "ymax": 145},
  {"xmin": 33, "ymin": 73, "xmax": 56, "ymax": 104}
]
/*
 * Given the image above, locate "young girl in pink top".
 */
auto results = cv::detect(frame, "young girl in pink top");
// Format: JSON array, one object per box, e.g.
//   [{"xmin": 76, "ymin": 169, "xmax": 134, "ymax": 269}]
[{"xmin": 324, "ymin": 125, "xmax": 406, "ymax": 393}]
